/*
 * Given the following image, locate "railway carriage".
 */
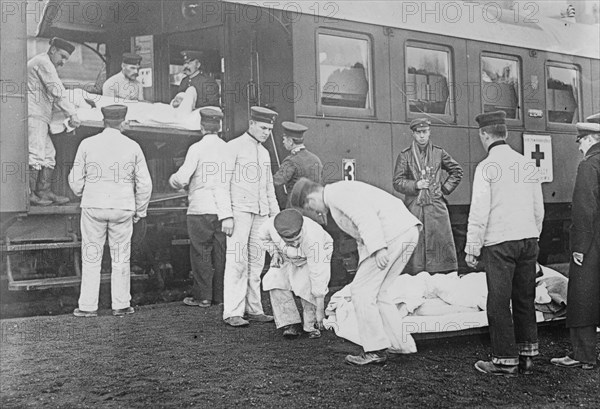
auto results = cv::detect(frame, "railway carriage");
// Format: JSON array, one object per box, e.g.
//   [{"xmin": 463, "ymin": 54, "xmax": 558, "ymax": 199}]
[{"xmin": 1, "ymin": 0, "xmax": 599, "ymax": 292}]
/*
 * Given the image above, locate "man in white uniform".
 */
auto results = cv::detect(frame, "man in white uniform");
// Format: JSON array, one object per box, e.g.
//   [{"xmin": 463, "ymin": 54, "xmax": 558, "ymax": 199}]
[
  {"xmin": 169, "ymin": 108, "xmax": 228, "ymax": 307},
  {"xmin": 27, "ymin": 37, "xmax": 81, "ymax": 206},
  {"xmin": 260, "ymin": 209, "xmax": 332, "ymax": 338},
  {"xmin": 221, "ymin": 106, "xmax": 280, "ymax": 327},
  {"xmin": 290, "ymin": 178, "xmax": 421, "ymax": 365},
  {"xmin": 102, "ymin": 52, "xmax": 144, "ymax": 101},
  {"xmin": 69, "ymin": 105, "xmax": 153, "ymax": 317}
]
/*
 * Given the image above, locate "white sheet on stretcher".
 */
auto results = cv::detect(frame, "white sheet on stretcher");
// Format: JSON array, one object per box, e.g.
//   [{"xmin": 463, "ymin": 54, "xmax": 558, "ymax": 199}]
[
  {"xmin": 50, "ymin": 88, "xmax": 211, "ymax": 133},
  {"xmin": 323, "ymin": 265, "xmax": 566, "ymax": 353}
]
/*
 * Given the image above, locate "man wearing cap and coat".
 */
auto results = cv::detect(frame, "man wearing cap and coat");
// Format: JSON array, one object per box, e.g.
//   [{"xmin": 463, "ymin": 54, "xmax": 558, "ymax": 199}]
[
  {"xmin": 69, "ymin": 105, "xmax": 153, "ymax": 317},
  {"xmin": 393, "ymin": 118, "xmax": 463, "ymax": 274},
  {"xmin": 169, "ymin": 108, "xmax": 228, "ymax": 308},
  {"xmin": 466, "ymin": 111, "xmax": 544, "ymax": 377},
  {"xmin": 174, "ymin": 50, "xmax": 220, "ymax": 109},
  {"xmin": 259, "ymin": 209, "xmax": 333, "ymax": 339},
  {"xmin": 289, "ymin": 178, "xmax": 421, "ymax": 365},
  {"xmin": 27, "ymin": 37, "xmax": 81, "ymax": 206},
  {"xmin": 220, "ymin": 106, "xmax": 281, "ymax": 327},
  {"xmin": 551, "ymin": 114, "xmax": 600, "ymax": 370},
  {"xmin": 273, "ymin": 121, "xmax": 323, "ymax": 205},
  {"xmin": 103, "ymin": 52, "xmax": 144, "ymax": 101}
]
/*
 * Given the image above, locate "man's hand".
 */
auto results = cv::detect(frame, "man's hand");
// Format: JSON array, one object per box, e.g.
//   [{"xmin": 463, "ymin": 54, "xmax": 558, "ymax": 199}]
[
  {"xmin": 572, "ymin": 252, "xmax": 584, "ymax": 266},
  {"xmin": 416, "ymin": 179, "xmax": 430, "ymax": 190},
  {"xmin": 69, "ymin": 114, "xmax": 81, "ymax": 128},
  {"xmin": 270, "ymin": 252, "xmax": 283, "ymax": 268},
  {"xmin": 133, "ymin": 214, "xmax": 141, "ymax": 224},
  {"xmin": 221, "ymin": 218, "xmax": 234, "ymax": 236},
  {"xmin": 465, "ymin": 253, "xmax": 478, "ymax": 269},
  {"xmin": 375, "ymin": 248, "xmax": 389, "ymax": 270}
]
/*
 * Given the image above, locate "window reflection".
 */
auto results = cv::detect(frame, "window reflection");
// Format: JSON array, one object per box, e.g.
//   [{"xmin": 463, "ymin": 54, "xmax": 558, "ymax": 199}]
[
  {"xmin": 481, "ymin": 55, "xmax": 520, "ymax": 119},
  {"xmin": 318, "ymin": 34, "xmax": 372, "ymax": 110},
  {"xmin": 406, "ymin": 45, "xmax": 452, "ymax": 116},
  {"xmin": 547, "ymin": 65, "xmax": 580, "ymax": 124}
]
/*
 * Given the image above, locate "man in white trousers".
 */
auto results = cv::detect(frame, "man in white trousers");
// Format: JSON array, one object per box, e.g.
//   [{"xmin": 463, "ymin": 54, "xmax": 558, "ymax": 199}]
[
  {"xmin": 290, "ymin": 178, "xmax": 421, "ymax": 365},
  {"xmin": 259, "ymin": 209, "xmax": 332, "ymax": 339},
  {"xmin": 221, "ymin": 106, "xmax": 280, "ymax": 327},
  {"xmin": 69, "ymin": 105, "xmax": 152, "ymax": 317}
]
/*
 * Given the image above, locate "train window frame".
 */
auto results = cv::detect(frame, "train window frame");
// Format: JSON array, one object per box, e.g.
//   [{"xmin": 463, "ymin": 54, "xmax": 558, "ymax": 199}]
[
  {"xmin": 315, "ymin": 28, "xmax": 375, "ymax": 118},
  {"xmin": 480, "ymin": 53, "xmax": 523, "ymax": 123},
  {"xmin": 545, "ymin": 61, "xmax": 582, "ymax": 128},
  {"xmin": 404, "ymin": 41, "xmax": 455, "ymax": 123}
]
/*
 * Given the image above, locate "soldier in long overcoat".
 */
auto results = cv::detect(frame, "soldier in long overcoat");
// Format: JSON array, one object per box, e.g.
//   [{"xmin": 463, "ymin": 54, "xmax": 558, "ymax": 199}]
[
  {"xmin": 552, "ymin": 117, "xmax": 600, "ymax": 370},
  {"xmin": 393, "ymin": 118, "xmax": 463, "ymax": 274}
]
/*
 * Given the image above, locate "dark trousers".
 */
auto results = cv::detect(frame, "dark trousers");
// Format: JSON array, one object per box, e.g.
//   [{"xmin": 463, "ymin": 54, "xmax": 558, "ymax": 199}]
[
  {"xmin": 187, "ymin": 214, "xmax": 226, "ymax": 303},
  {"xmin": 570, "ymin": 326, "xmax": 598, "ymax": 365},
  {"xmin": 482, "ymin": 238, "xmax": 539, "ymax": 365}
]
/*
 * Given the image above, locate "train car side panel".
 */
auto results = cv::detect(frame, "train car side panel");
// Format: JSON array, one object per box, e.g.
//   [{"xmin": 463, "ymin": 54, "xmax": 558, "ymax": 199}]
[{"xmin": 0, "ymin": 2, "xmax": 28, "ymax": 214}]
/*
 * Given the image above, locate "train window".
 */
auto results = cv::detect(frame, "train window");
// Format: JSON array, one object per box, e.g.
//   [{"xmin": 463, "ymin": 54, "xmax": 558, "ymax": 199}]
[
  {"xmin": 546, "ymin": 64, "xmax": 581, "ymax": 124},
  {"xmin": 481, "ymin": 55, "xmax": 521, "ymax": 120},
  {"xmin": 317, "ymin": 32, "xmax": 373, "ymax": 114},
  {"xmin": 405, "ymin": 44, "xmax": 452, "ymax": 117}
]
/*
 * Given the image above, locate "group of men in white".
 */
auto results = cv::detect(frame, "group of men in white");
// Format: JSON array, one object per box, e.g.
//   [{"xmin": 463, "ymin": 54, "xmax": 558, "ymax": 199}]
[{"xmin": 28, "ymin": 37, "xmax": 599, "ymax": 372}]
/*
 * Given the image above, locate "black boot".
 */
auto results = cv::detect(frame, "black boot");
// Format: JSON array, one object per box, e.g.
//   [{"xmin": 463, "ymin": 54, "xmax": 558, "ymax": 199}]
[
  {"xmin": 519, "ymin": 356, "xmax": 534, "ymax": 375},
  {"xmin": 29, "ymin": 168, "xmax": 52, "ymax": 206},
  {"xmin": 36, "ymin": 167, "xmax": 70, "ymax": 205}
]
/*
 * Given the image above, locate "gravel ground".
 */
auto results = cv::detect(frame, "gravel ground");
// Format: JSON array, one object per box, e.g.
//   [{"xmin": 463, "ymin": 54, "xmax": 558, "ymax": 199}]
[{"xmin": 1, "ymin": 297, "xmax": 599, "ymax": 408}]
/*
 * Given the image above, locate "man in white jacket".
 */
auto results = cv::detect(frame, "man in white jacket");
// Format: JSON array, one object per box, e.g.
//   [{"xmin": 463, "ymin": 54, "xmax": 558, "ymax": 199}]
[
  {"xmin": 466, "ymin": 110, "xmax": 544, "ymax": 377},
  {"xmin": 290, "ymin": 179, "xmax": 421, "ymax": 365},
  {"xmin": 260, "ymin": 209, "xmax": 332, "ymax": 339},
  {"xmin": 221, "ymin": 106, "xmax": 280, "ymax": 327},
  {"xmin": 169, "ymin": 108, "xmax": 228, "ymax": 308},
  {"xmin": 69, "ymin": 105, "xmax": 152, "ymax": 317}
]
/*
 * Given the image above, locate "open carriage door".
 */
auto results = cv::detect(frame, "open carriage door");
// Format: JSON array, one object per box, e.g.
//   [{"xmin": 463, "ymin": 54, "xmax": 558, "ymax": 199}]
[{"xmin": 0, "ymin": 1, "xmax": 28, "ymax": 214}]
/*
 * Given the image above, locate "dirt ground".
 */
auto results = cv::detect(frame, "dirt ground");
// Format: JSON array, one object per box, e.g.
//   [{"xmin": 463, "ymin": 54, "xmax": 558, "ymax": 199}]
[{"xmin": 1, "ymin": 292, "xmax": 599, "ymax": 409}]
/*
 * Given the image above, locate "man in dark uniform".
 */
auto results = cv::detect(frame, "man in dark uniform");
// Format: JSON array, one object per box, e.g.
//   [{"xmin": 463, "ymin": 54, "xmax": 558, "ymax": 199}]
[
  {"xmin": 393, "ymin": 118, "xmax": 463, "ymax": 274},
  {"xmin": 172, "ymin": 50, "xmax": 220, "ymax": 109},
  {"xmin": 273, "ymin": 121, "xmax": 323, "ymax": 205},
  {"xmin": 551, "ymin": 114, "xmax": 600, "ymax": 370}
]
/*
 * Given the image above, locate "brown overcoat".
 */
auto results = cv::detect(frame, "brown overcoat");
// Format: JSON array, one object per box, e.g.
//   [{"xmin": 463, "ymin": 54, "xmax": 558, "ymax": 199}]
[{"xmin": 393, "ymin": 144, "xmax": 463, "ymax": 274}]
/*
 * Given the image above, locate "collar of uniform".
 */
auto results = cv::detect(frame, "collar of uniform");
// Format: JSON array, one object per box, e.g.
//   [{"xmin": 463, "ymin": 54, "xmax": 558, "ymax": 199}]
[
  {"xmin": 291, "ymin": 145, "xmax": 306, "ymax": 155},
  {"xmin": 188, "ymin": 70, "xmax": 201, "ymax": 79},
  {"xmin": 487, "ymin": 140, "xmax": 507, "ymax": 152},
  {"xmin": 586, "ymin": 142, "xmax": 600, "ymax": 159},
  {"xmin": 103, "ymin": 127, "xmax": 123, "ymax": 136},
  {"xmin": 202, "ymin": 133, "xmax": 220, "ymax": 141},
  {"xmin": 244, "ymin": 131, "xmax": 261, "ymax": 145}
]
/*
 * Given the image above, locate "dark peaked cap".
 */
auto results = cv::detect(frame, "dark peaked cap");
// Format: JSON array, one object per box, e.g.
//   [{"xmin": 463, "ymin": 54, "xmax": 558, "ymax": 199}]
[
  {"xmin": 576, "ymin": 121, "xmax": 600, "ymax": 141},
  {"xmin": 475, "ymin": 110, "xmax": 506, "ymax": 128},
  {"xmin": 409, "ymin": 118, "xmax": 430, "ymax": 131},
  {"xmin": 274, "ymin": 209, "xmax": 304, "ymax": 238},
  {"xmin": 50, "ymin": 37, "xmax": 75, "ymax": 54},
  {"xmin": 288, "ymin": 177, "xmax": 315, "ymax": 209},
  {"xmin": 101, "ymin": 105, "xmax": 128, "ymax": 121},
  {"xmin": 282, "ymin": 121, "xmax": 308, "ymax": 141},
  {"xmin": 250, "ymin": 106, "xmax": 278, "ymax": 124},
  {"xmin": 181, "ymin": 50, "xmax": 203, "ymax": 62},
  {"xmin": 199, "ymin": 107, "xmax": 223, "ymax": 125},
  {"xmin": 122, "ymin": 52, "xmax": 142, "ymax": 65},
  {"xmin": 586, "ymin": 113, "xmax": 600, "ymax": 124}
]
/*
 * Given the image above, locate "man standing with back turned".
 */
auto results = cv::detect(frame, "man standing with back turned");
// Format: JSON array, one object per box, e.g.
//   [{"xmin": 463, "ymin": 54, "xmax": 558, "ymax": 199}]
[
  {"xmin": 69, "ymin": 105, "xmax": 152, "ymax": 317},
  {"xmin": 466, "ymin": 111, "xmax": 544, "ymax": 377}
]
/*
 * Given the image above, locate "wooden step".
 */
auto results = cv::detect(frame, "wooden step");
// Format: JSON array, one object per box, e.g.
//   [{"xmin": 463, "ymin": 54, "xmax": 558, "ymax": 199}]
[{"xmin": 8, "ymin": 272, "xmax": 149, "ymax": 291}]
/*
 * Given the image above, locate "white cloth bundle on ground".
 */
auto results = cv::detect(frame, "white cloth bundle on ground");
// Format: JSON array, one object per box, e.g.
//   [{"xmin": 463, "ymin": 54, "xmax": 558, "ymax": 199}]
[{"xmin": 323, "ymin": 265, "xmax": 568, "ymax": 352}]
